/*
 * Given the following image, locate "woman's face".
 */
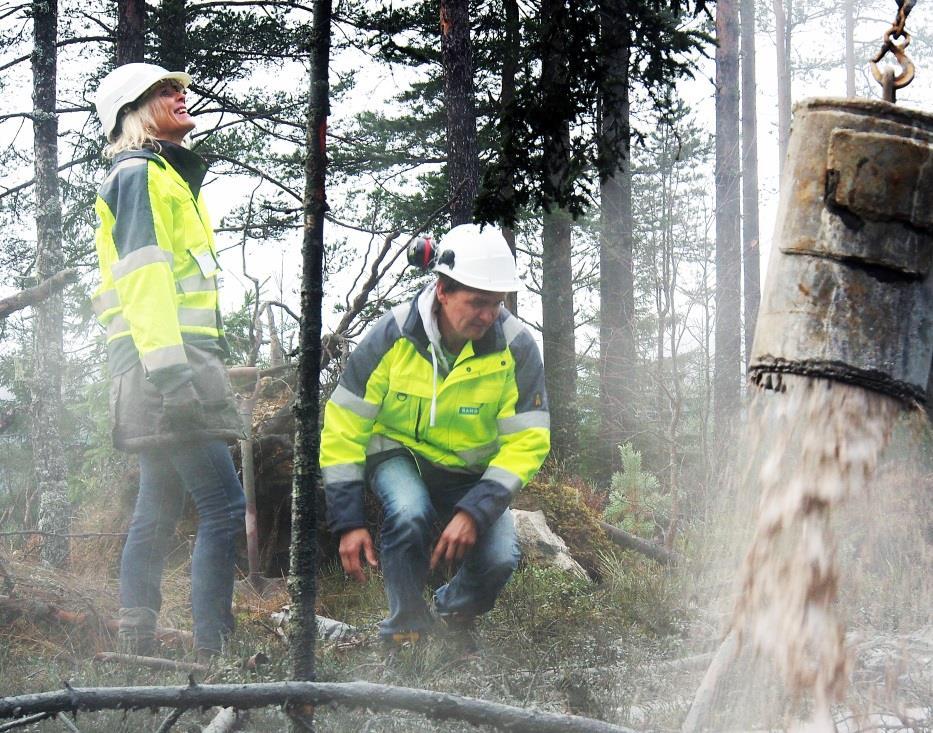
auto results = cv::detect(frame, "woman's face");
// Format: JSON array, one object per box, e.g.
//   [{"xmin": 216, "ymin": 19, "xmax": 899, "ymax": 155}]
[{"xmin": 144, "ymin": 80, "xmax": 195, "ymax": 143}]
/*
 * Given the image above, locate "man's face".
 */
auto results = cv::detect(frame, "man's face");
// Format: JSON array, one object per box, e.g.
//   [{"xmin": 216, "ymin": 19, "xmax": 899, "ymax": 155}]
[{"xmin": 436, "ymin": 283, "xmax": 505, "ymax": 344}]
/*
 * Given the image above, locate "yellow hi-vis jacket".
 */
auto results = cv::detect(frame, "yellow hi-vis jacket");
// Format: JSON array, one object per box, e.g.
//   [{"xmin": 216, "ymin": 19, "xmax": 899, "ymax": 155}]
[
  {"xmin": 92, "ymin": 145, "xmax": 225, "ymax": 391},
  {"xmin": 320, "ymin": 287, "xmax": 551, "ymax": 535},
  {"xmin": 92, "ymin": 143, "xmax": 243, "ymax": 452}
]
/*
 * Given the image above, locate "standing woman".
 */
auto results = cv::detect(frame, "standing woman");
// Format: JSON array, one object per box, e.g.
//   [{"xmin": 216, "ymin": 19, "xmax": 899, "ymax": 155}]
[{"xmin": 91, "ymin": 63, "xmax": 246, "ymax": 657}]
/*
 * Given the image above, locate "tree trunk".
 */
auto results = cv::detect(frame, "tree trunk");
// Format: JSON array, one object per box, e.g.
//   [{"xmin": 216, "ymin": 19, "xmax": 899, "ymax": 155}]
[
  {"xmin": 440, "ymin": 0, "xmax": 479, "ymax": 226},
  {"xmin": 116, "ymin": 0, "xmax": 146, "ymax": 65},
  {"xmin": 31, "ymin": 0, "xmax": 71, "ymax": 569},
  {"xmin": 845, "ymin": 0, "xmax": 855, "ymax": 97},
  {"xmin": 773, "ymin": 0, "xmax": 791, "ymax": 179},
  {"xmin": 740, "ymin": 0, "xmax": 760, "ymax": 361},
  {"xmin": 288, "ymin": 0, "xmax": 330, "ymax": 727},
  {"xmin": 597, "ymin": 0, "xmax": 635, "ymax": 484},
  {"xmin": 157, "ymin": 0, "xmax": 186, "ymax": 71},
  {"xmin": 540, "ymin": 0, "xmax": 577, "ymax": 462},
  {"xmin": 501, "ymin": 0, "xmax": 519, "ymax": 315},
  {"xmin": 714, "ymin": 0, "xmax": 742, "ymax": 440}
]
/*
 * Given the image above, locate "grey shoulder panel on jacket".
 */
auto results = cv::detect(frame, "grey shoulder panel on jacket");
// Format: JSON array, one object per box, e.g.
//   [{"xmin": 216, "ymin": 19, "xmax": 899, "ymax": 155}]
[
  {"xmin": 338, "ymin": 304, "xmax": 406, "ymax": 398},
  {"xmin": 503, "ymin": 315, "xmax": 549, "ymax": 413},
  {"xmin": 98, "ymin": 155, "xmax": 159, "ymax": 257}
]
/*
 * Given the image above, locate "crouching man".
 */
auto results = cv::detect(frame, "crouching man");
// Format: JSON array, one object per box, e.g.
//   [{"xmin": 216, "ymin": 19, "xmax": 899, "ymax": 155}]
[{"xmin": 320, "ymin": 224, "xmax": 550, "ymax": 645}]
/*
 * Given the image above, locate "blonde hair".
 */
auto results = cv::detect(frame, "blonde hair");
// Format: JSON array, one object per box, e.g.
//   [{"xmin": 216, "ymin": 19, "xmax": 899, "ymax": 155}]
[{"xmin": 102, "ymin": 84, "xmax": 189, "ymax": 159}]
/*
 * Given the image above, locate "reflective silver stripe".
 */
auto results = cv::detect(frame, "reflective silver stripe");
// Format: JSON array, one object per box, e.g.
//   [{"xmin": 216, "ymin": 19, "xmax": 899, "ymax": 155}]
[
  {"xmin": 102, "ymin": 157, "xmax": 147, "ymax": 187},
  {"xmin": 177, "ymin": 273, "xmax": 218, "ymax": 293},
  {"xmin": 391, "ymin": 303, "xmax": 408, "ymax": 332},
  {"xmin": 92, "ymin": 289, "xmax": 120, "ymax": 317},
  {"xmin": 111, "ymin": 245, "xmax": 173, "ymax": 280},
  {"xmin": 482, "ymin": 465, "xmax": 522, "ymax": 494},
  {"xmin": 141, "ymin": 344, "xmax": 188, "ymax": 371},
  {"xmin": 456, "ymin": 441, "xmax": 499, "ymax": 466},
  {"xmin": 498, "ymin": 411, "xmax": 550, "ymax": 434},
  {"xmin": 178, "ymin": 308, "xmax": 217, "ymax": 328},
  {"xmin": 322, "ymin": 463, "xmax": 365, "ymax": 484},
  {"xmin": 106, "ymin": 314, "xmax": 130, "ymax": 338},
  {"xmin": 330, "ymin": 384, "xmax": 380, "ymax": 420},
  {"xmin": 367, "ymin": 435, "xmax": 404, "ymax": 455},
  {"xmin": 502, "ymin": 314, "xmax": 524, "ymax": 346}
]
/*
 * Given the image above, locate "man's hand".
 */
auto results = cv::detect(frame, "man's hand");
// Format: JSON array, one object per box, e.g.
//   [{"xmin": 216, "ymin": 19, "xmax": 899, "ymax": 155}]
[
  {"xmin": 430, "ymin": 511, "xmax": 477, "ymax": 570},
  {"xmin": 338, "ymin": 528, "xmax": 378, "ymax": 583}
]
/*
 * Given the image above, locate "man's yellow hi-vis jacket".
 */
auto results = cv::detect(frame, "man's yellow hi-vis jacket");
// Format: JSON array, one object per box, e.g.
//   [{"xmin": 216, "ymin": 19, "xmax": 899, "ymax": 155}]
[
  {"xmin": 92, "ymin": 144, "xmax": 225, "ymax": 392},
  {"xmin": 320, "ymin": 287, "xmax": 551, "ymax": 536}
]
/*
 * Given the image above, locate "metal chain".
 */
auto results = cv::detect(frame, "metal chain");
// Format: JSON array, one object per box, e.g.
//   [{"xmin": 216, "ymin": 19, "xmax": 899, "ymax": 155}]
[{"xmin": 870, "ymin": 0, "xmax": 917, "ymax": 102}]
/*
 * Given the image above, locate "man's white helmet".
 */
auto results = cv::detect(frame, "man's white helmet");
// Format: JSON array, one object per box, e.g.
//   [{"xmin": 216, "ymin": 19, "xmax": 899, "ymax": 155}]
[
  {"xmin": 93, "ymin": 63, "xmax": 192, "ymax": 139},
  {"xmin": 435, "ymin": 224, "xmax": 523, "ymax": 292}
]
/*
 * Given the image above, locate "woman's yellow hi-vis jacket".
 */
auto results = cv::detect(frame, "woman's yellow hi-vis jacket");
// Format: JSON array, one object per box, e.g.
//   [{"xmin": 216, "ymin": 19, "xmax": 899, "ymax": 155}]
[
  {"xmin": 92, "ymin": 143, "xmax": 242, "ymax": 451},
  {"xmin": 320, "ymin": 288, "xmax": 551, "ymax": 535},
  {"xmin": 93, "ymin": 145, "xmax": 225, "ymax": 386}
]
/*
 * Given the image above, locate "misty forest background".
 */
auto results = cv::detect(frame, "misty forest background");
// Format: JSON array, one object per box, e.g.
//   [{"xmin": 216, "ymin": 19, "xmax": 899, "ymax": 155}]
[
  {"xmin": 2, "ymin": 0, "xmax": 933, "ymax": 667},
  {"xmin": 4, "ymin": 0, "xmax": 933, "ymax": 563}
]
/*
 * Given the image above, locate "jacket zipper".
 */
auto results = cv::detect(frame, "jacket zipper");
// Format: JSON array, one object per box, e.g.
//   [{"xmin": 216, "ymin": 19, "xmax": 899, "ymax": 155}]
[{"xmin": 415, "ymin": 400, "xmax": 423, "ymax": 442}]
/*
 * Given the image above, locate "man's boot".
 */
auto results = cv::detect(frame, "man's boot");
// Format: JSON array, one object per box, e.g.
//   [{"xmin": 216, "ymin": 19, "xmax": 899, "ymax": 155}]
[{"xmin": 118, "ymin": 607, "xmax": 158, "ymax": 656}]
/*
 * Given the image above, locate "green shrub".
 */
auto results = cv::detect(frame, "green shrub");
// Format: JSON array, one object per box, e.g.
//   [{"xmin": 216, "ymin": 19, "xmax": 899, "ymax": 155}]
[{"xmin": 604, "ymin": 443, "xmax": 671, "ymax": 540}]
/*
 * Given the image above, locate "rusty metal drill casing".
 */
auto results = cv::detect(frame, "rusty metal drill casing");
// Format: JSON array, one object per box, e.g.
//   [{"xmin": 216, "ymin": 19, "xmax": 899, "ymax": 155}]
[{"xmin": 749, "ymin": 98, "xmax": 933, "ymax": 406}]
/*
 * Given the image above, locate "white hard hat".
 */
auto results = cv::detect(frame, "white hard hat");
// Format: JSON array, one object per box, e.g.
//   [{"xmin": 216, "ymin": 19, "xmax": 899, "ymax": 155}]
[
  {"xmin": 93, "ymin": 63, "xmax": 192, "ymax": 139},
  {"xmin": 435, "ymin": 224, "xmax": 523, "ymax": 292}
]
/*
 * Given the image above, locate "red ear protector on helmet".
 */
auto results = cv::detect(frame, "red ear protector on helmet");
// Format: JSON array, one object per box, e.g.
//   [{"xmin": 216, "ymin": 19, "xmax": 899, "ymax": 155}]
[
  {"xmin": 407, "ymin": 237, "xmax": 435, "ymax": 270},
  {"xmin": 407, "ymin": 236, "xmax": 455, "ymax": 271}
]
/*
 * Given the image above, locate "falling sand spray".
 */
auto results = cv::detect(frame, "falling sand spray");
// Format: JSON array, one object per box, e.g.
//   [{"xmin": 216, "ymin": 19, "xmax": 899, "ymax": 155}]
[
  {"xmin": 686, "ymin": 95, "xmax": 933, "ymax": 730},
  {"xmin": 731, "ymin": 376, "xmax": 901, "ymax": 728}
]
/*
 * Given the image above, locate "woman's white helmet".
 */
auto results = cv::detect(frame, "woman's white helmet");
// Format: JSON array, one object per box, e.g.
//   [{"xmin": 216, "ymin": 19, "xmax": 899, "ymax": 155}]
[
  {"xmin": 435, "ymin": 224, "xmax": 523, "ymax": 292},
  {"xmin": 93, "ymin": 63, "xmax": 192, "ymax": 139}
]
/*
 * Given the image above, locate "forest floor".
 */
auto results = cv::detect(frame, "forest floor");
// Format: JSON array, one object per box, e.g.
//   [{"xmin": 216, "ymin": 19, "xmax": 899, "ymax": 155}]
[
  {"xmin": 0, "ymin": 533, "xmax": 930, "ymax": 733},
  {"xmin": 0, "ymin": 465, "xmax": 930, "ymax": 732}
]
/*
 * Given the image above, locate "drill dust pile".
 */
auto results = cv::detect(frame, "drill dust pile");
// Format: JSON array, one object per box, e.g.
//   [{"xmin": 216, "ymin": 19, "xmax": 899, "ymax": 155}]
[{"xmin": 729, "ymin": 375, "xmax": 902, "ymax": 728}]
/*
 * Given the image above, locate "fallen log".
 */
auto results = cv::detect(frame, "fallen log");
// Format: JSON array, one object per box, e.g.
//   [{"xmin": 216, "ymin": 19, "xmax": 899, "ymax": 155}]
[
  {"xmin": 0, "ymin": 595, "xmax": 92, "ymax": 627},
  {"xmin": 93, "ymin": 653, "xmax": 209, "ymax": 675},
  {"xmin": 598, "ymin": 521, "xmax": 681, "ymax": 566},
  {"xmin": 0, "ymin": 680, "xmax": 639, "ymax": 733},
  {"xmin": 0, "ymin": 595, "xmax": 192, "ymax": 648}
]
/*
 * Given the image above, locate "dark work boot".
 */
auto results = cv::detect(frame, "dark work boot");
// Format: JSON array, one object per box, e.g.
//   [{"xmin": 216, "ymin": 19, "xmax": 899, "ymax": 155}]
[
  {"xmin": 118, "ymin": 607, "xmax": 158, "ymax": 656},
  {"xmin": 439, "ymin": 613, "xmax": 479, "ymax": 653}
]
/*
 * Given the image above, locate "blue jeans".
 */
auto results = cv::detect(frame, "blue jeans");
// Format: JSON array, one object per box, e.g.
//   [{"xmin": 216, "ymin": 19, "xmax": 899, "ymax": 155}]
[
  {"xmin": 370, "ymin": 454, "xmax": 520, "ymax": 639},
  {"xmin": 120, "ymin": 440, "xmax": 245, "ymax": 652}
]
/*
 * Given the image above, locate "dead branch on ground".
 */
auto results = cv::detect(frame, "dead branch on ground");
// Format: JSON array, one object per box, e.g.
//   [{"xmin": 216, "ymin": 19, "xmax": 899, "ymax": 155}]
[
  {"xmin": 599, "ymin": 521, "xmax": 681, "ymax": 565},
  {"xmin": 0, "ymin": 680, "xmax": 639, "ymax": 733},
  {"xmin": 93, "ymin": 653, "xmax": 209, "ymax": 675}
]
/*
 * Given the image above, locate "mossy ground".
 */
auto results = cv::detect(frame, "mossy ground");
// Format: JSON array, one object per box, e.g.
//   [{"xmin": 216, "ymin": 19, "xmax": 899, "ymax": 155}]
[{"xmin": 0, "ymin": 524, "xmax": 690, "ymax": 732}]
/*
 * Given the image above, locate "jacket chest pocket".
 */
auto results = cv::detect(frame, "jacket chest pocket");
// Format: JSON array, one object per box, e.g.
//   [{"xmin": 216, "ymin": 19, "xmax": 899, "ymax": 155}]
[{"xmin": 383, "ymin": 374, "xmax": 433, "ymax": 439}]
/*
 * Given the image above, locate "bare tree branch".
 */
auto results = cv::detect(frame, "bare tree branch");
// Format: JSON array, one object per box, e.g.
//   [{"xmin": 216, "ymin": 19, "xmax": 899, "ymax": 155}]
[
  {"xmin": 202, "ymin": 152, "xmax": 302, "ymax": 201},
  {"xmin": 0, "ymin": 268, "xmax": 79, "ymax": 321},
  {"xmin": 0, "ymin": 36, "xmax": 110, "ymax": 73},
  {"xmin": 0, "ymin": 156, "xmax": 98, "ymax": 200}
]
